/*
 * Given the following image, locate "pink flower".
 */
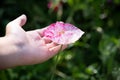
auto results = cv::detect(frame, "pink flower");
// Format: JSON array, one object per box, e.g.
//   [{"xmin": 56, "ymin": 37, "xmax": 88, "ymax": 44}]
[{"xmin": 43, "ymin": 21, "xmax": 84, "ymax": 44}]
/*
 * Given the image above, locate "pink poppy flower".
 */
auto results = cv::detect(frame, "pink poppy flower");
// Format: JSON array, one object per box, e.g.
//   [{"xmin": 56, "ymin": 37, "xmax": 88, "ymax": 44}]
[{"xmin": 43, "ymin": 21, "xmax": 84, "ymax": 44}]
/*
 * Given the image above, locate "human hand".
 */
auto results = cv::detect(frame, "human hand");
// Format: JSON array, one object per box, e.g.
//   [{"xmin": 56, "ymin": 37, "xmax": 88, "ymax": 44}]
[{"xmin": 0, "ymin": 15, "xmax": 67, "ymax": 69}]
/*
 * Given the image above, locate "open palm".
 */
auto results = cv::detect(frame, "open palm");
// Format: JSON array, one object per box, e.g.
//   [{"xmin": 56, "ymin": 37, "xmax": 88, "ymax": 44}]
[{"xmin": 5, "ymin": 15, "xmax": 66, "ymax": 66}]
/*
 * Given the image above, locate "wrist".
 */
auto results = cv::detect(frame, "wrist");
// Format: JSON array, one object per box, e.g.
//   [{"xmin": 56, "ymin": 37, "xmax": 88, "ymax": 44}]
[
  {"xmin": 0, "ymin": 35, "xmax": 23, "ymax": 69},
  {"xmin": 0, "ymin": 36, "xmax": 15, "ymax": 55}
]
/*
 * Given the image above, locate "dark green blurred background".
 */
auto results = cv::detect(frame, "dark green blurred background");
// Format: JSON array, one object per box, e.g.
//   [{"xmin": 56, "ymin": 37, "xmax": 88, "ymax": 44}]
[{"xmin": 0, "ymin": 0, "xmax": 120, "ymax": 80}]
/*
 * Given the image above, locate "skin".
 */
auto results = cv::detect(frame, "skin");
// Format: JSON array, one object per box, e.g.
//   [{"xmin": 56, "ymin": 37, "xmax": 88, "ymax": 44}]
[{"xmin": 0, "ymin": 14, "xmax": 66, "ymax": 69}]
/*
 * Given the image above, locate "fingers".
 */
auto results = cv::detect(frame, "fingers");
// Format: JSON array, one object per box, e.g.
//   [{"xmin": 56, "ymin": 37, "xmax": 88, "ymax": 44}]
[
  {"xmin": 46, "ymin": 42, "xmax": 58, "ymax": 49},
  {"xmin": 35, "ymin": 27, "xmax": 47, "ymax": 37},
  {"xmin": 43, "ymin": 37, "xmax": 52, "ymax": 44},
  {"xmin": 61, "ymin": 45, "xmax": 68, "ymax": 51},
  {"xmin": 49, "ymin": 45, "xmax": 62, "ymax": 56},
  {"xmin": 48, "ymin": 44, "xmax": 67, "ymax": 57}
]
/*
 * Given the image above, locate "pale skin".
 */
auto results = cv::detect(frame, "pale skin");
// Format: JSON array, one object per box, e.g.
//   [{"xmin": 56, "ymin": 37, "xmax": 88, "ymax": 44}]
[{"xmin": 0, "ymin": 14, "xmax": 66, "ymax": 69}]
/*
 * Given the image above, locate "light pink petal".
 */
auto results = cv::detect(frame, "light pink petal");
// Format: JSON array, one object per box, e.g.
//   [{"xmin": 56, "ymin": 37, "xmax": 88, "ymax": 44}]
[{"xmin": 43, "ymin": 21, "xmax": 84, "ymax": 44}]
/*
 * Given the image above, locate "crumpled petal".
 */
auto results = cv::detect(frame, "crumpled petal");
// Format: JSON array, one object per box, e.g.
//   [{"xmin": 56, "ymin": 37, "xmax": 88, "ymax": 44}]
[{"xmin": 43, "ymin": 21, "xmax": 84, "ymax": 44}]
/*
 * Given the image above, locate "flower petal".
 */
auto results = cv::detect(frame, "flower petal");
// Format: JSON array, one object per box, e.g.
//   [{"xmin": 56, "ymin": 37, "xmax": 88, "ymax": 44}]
[{"xmin": 43, "ymin": 21, "xmax": 84, "ymax": 44}]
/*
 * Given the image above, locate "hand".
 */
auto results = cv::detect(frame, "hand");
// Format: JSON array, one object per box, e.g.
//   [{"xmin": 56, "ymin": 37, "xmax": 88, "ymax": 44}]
[{"xmin": 0, "ymin": 15, "xmax": 67, "ymax": 69}]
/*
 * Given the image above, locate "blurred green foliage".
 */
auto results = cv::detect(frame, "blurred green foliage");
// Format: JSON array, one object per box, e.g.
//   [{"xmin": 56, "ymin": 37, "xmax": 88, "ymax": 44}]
[{"xmin": 0, "ymin": 0, "xmax": 120, "ymax": 80}]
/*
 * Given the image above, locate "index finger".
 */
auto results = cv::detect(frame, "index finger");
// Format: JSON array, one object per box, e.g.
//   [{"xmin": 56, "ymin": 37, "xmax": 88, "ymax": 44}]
[{"xmin": 35, "ymin": 27, "xmax": 47, "ymax": 37}]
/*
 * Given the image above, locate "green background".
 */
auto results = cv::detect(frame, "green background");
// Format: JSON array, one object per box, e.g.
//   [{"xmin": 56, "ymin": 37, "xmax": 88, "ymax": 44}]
[{"xmin": 0, "ymin": 0, "xmax": 120, "ymax": 80}]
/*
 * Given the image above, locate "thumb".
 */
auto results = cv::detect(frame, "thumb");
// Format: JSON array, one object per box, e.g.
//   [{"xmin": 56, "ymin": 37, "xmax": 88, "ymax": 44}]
[
  {"xmin": 8, "ymin": 14, "xmax": 27, "ymax": 27},
  {"xmin": 6, "ymin": 14, "xmax": 27, "ymax": 35},
  {"xmin": 15, "ymin": 14, "xmax": 27, "ymax": 27}
]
